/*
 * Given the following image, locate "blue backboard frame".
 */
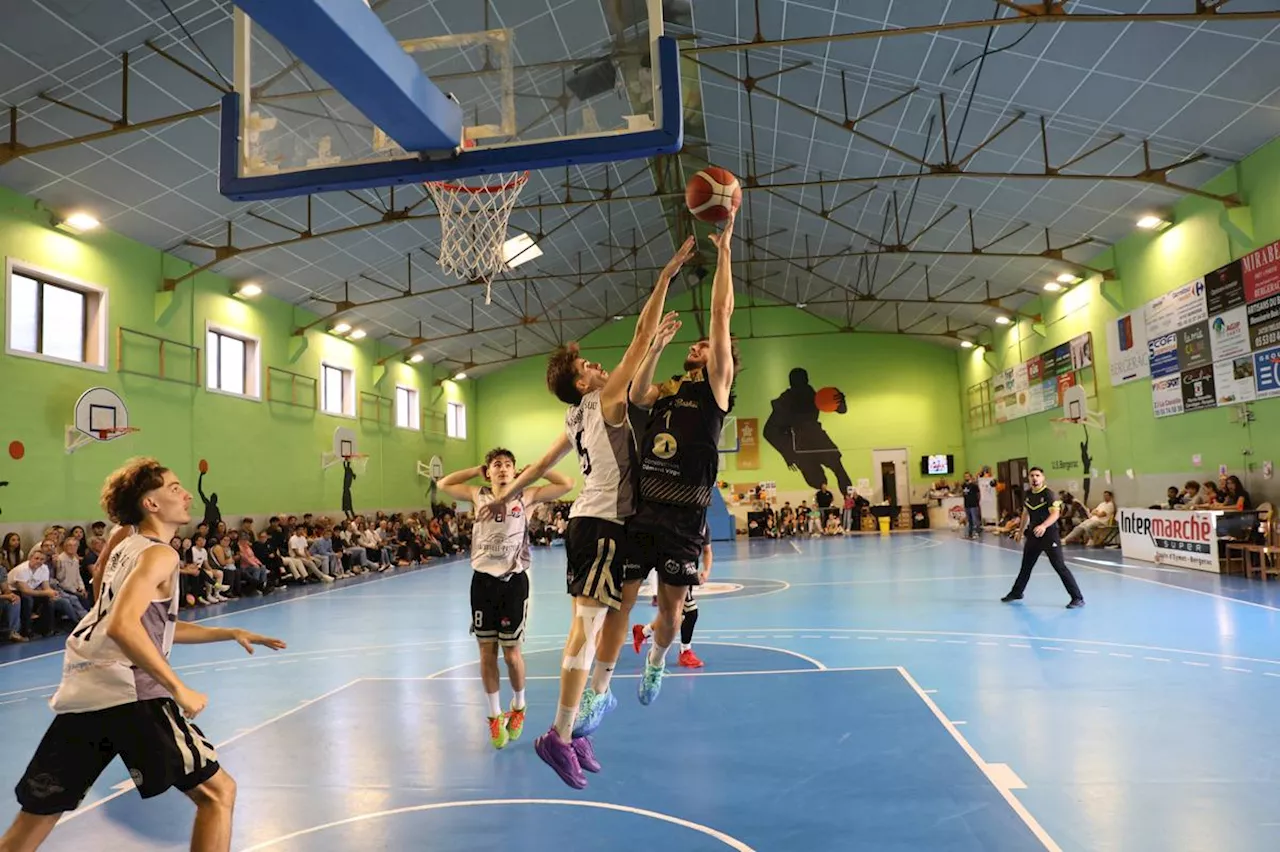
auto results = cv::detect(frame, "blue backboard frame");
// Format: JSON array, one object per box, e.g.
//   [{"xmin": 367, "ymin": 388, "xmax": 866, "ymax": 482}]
[{"xmin": 219, "ymin": 37, "xmax": 683, "ymax": 202}]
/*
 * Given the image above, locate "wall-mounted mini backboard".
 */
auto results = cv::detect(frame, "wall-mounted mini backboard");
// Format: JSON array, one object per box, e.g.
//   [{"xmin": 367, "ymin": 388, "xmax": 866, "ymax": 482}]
[
  {"xmin": 221, "ymin": 0, "xmax": 681, "ymax": 201},
  {"xmin": 67, "ymin": 388, "xmax": 140, "ymax": 454},
  {"xmin": 323, "ymin": 425, "xmax": 368, "ymax": 473}
]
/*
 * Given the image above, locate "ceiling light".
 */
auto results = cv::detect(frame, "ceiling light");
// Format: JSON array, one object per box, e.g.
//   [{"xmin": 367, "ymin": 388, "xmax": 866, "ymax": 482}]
[
  {"xmin": 1043, "ymin": 281, "xmax": 1064, "ymax": 293},
  {"xmin": 453, "ymin": 371, "xmax": 468, "ymax": 381},
  {"xmin": 1057, "ymin": 272, "xmax": 1082, "ymax": 285},
  {"xmin": 408, "ymin": 353, "xmax": 425, "ymax": 364},
  {"xmin": 349, "ymin": 329, "xmax": 367, "ymax": 340},
  {"xmin": 54, "ymin": 211, "xmax": 100, "ymax": 234},
  {"xmin": 795, "ymin": 302, "xmax": 807, "ymax": 309},
  {"xmin": 331, "ymin": 321, "xmax": 352, "ymax": 334},
  {"xmin": 994, "ymin": 315, "xmax": 1012, "ymax": 325},
  {"xmin": 502, "ymin": 232, "xmax": 543, "ymax": 269},
  {"xmin": 612, "ymin": 315, "xmax": 624, "ymax": 321},
  {"xmin": 236, "ymin": 282, "xmax": 262, "ymax": 297},
  {"xmin": 1136, "ymin": 214, "xmax": 1170, "ymax": 231},
  {"xmin": 960, "ymin": 340, "xmax": 974, "ymax": 349}
]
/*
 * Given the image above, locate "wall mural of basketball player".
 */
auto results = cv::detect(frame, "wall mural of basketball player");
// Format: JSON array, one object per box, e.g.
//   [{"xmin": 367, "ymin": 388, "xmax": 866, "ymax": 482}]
[
  {"xmin": 197, "ymin": 466, "xmax": 222, "ymax": 531},
  {"xmin": 0, "ymin": 480, "xmax": 8, "ymax": 516},
  {"xmin": 342, "ymin": 459, "xmax": 357, "ymax": 521},
  {"xmin": 763, "ymin": 367, "xmax": 853, "ymax": 494},
  {"xmin": 1080, "ymin": 426, "xmax": 1093, "ymax": 506}
]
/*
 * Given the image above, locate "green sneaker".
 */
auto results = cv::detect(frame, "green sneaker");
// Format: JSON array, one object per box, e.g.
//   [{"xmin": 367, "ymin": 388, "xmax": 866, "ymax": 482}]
[
  {"xmin": 638, "ymin": 659, "xmax": 665, "ymax": 705},
  {"xmin": 505, "ymin": 706, "xmax": 526, "ymax": 741},
  {"xmin": 488, "ymin": 714, "xmax": 510, "ymax": 749}
]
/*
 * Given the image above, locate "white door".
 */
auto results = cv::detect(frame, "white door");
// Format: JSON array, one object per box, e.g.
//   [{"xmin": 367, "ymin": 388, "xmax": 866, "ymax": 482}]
[{"xmin": 871, "ymin": 449, "xmax": 910, "ymax": 506}]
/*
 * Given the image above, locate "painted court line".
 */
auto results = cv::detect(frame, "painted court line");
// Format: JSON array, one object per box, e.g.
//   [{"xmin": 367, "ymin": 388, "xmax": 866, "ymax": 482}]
[
  {"xmin": 896, "ymin": 667, "xmax": 1060, "ymax": 852},
  {"xmin": 238, "ymin": 799, "xmax": 758, "ymax": 852},
  {"xmin": 60, "ymin": 679, "xmax": 364, "ymax": 823}
]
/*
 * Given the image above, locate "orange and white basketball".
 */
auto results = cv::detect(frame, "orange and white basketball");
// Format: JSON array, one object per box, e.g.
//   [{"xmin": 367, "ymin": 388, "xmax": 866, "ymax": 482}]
[{"xmin": 686, "ymin": 166, "xmax": 742, "ymax": 223}]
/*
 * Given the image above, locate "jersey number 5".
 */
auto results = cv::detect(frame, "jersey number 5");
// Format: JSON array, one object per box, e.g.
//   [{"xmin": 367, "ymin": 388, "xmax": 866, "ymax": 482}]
[{"xmin": 575, "ymin": 430, "xmax": 592, "ymax": 476}]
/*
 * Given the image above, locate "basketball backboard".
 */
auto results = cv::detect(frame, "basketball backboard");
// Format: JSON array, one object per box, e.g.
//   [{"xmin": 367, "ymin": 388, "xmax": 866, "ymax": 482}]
[
  {"xmin": 67, "ymin": 387, "xmax": 139, "ymax": 454},
  {"xmin": 220, "ymin": 0, "xmax": 682, "ymax": 201}
]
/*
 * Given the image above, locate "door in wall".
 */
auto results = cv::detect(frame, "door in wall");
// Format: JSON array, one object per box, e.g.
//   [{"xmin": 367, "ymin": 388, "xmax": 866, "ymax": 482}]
[{"xmin": 871, "ymin": 449, "xmax": 910, "ymax": 507}]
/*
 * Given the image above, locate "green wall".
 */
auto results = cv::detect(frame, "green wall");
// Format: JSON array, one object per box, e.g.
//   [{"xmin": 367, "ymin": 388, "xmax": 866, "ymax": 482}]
[
  {"xmin": 0, "ymin": 186, "xmax": 476, "ymax": 524},
  {"xmin": 475, "ymin": 286, "xmax": 966, "ymax": 501},
  {"xmin": 959, "ymin": 137, "xmax": 1280, "ymax": 505}
]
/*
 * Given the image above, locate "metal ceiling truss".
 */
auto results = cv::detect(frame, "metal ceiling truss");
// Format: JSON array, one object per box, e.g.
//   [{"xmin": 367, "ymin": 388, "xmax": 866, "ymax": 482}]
[{"xmin": 0, "ymin": 0, "xmax": 1268, "ymax": 368}]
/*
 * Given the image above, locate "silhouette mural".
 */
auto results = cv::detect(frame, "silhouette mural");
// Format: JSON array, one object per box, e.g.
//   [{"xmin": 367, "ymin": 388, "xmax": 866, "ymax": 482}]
[
  {"xmin": 763, "ymin": 368, "xmax": 852, "ymax": 494},
  {"xmin": 342, "ymin": 459, "xmax": 357, "ymax": 520}
]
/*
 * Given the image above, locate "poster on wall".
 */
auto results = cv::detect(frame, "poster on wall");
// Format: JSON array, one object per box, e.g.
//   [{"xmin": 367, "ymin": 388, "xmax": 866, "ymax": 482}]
[
  {"xmin": 1255, "ymin": 346, "xmax": 1280, "ymax": 399},
  {"xmin": 1209, "ymin": 307, "xmax": 1251, "ymax": 361},
  {"xmin": 1148, "ymin": 331, "xmax": 1180, "ymax": 378},
  {"xmin": 1206, "ymin": 260, "xmax": 1245, "ymax": 314},
  {"xmin": 1152, "ymin": 374, "xmax": 1184, "ymax": 418},
  {"xmin": 735, "ymin": 417, "xmax": 760, "ymax": 470},
  {"xmin": 1243, "ymin": 241, "xmax": 1280, "ymax": 304},
  {"xmin": 1106, "ymin": 310, "xmax": 1150, "ymax": 386},
  {"xmin": 1180, "ymin": 366, "xmax": 1216, "ymax": 412},
  {"xmin": 1069, "ymin": 333, "xmax": 1094, "ymax": 370},
  {"xmin": 1247, "ymin": 291, "xmax": 1280, "ymax": 351},
  {"xmin": 1055, "ymin": 372, "xmax": 1077, "ymax": 406},
  {"xmin": 1214, "ymin": 357, "xmax": 1257, "ymax": 405},
  {"xmin": 1176, "ymin": 321, "xmax": 1212, "ymax": 371},
  {"xmin": 1027, "ymin": 355, "xmax": 1044, "ymax": 384},
  {"xmin": 1046, "ymin": 343, "xmax": 1073, "ymax": 376},
  {"xmin": 1145, "ymin": 279, "xmax": 1206, "ymax": 338}
]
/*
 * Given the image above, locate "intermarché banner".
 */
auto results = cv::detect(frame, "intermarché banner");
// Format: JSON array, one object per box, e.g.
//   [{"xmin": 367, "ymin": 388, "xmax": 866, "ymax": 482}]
[{"xmin": 1118, "ymin": 508, "xmax": 1219, "ymax": 573}]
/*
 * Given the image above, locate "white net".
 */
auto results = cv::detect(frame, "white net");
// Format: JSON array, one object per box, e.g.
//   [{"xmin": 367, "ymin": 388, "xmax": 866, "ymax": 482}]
[{"xmin": 425, "ymin": 172, "xmax": 528, "ymax": 304}]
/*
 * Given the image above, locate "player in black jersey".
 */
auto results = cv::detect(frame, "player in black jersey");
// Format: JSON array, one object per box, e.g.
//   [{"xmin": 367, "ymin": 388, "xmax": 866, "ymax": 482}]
[
  {"xmin": 628, "ymin": 212, "xmax": 739, "ymax": 705},
  {"xmin": 1001, "ymin": 467, "xmax": 1085, "ymax": 609}
]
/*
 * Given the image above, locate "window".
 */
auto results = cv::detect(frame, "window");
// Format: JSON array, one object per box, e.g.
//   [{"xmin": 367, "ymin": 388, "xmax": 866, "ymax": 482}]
[
  {"xmin": 396, "ymin": 386, "xmax": 420, "ymax": 430},
  {"xmin": 447, "ymin": 401, "xmax": 467, "ymax": 439},
  {"xmin": 205, "ymin": 326, "xmax": 261, "ymax": 399},
  {"xmin": 6, "ymin": 262, "xmax": 107, "ymax": 369},
  {"xmin": 321, "ymin": 363, "xmax": 354, "ymax": 416}
]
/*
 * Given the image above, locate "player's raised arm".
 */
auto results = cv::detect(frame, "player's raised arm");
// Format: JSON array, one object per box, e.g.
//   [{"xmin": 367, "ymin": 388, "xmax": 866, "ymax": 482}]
[
  {"xmin": 706, "ymin": 212, "xmax": 737, "ymax": 411},
  {"xmin": 438, "ymin": 465, "xmax": 485, "ymax": 504},
  {"xmin": 599, "ymin": 236, "xmax": 695, "ymax": 419},
  {"xmin": 526, "ymin": 468, "xmax": 575, "ymax": 506},
  {"xmin": 488, "ymin": 433, "xmax": 573, "ymax": 509},
  {"xmin": 629, "ymin": 312, "xmax": 682, "ymax": 410}
]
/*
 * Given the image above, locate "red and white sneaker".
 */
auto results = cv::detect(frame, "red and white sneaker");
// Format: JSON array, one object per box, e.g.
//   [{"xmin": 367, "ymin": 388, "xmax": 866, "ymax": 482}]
[
  {"xmin": 632, "ymin": 623, "xmax": 647, "ymax": 654},
  {"xmin": 677, "ymin": 648, "xmax": 704, "ymax": 668}
]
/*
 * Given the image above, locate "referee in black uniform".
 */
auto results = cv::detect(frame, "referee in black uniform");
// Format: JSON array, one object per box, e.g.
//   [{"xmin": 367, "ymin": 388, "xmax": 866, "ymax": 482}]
[{"xmin": 1001, "ymin": 467, "xmax": 1085, "ymax": 609}]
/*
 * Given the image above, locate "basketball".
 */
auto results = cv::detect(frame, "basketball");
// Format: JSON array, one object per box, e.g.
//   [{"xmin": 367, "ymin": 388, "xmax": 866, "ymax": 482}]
[
  {"xmin": 685, "ymin": 166, "xmax": 742, "ymax": 223},
  {"xmin": 8, "ymin": 441, "xmax": 23, "ymax": 460},
  {"xmin": 198, "ymin": 459, "xmax": 209, "ymax": 474},
  {"xmin": 815, "ymin": 386, "xmax": 841, "ymax": 412}
]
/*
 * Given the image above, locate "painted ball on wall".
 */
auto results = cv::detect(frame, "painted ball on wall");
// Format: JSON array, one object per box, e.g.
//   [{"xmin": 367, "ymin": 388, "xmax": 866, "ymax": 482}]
[
  {"xmin": 7, "ymin": 441, "xmax": 22, "ymax": 460},
  {"xmin": 814, "ymin": 386, "xmax": 842, "ymax": 413},
  {"xmin": 198, "ymin": 459, "xmax": 209, "ymax": 474}
]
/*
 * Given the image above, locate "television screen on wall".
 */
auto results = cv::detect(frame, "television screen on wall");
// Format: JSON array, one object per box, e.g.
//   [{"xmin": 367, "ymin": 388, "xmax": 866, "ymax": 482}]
[{"xmin": 921, "ymin": 454, "xmax": 955, "ymax": 476}]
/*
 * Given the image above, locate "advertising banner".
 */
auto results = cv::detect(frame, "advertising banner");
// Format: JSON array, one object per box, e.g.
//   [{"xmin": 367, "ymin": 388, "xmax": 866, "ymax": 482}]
[
  {"xmin": 1180, "ymin": 365, "xmax": 1216, "ymax": 413},
  {"xmin": 1176, "ymin": 321, "xmax": 1212, "ymax": 372},
  {"xmin": 1209, "ymin": 306, "xmax": 1251, "ymax": 361},
  {"xmin": 1214, "ymin": 357, "xmax": 1257, "ymax": 405},
  {"xmin": 1106, "ymin": 310, "xmax": 1150, "ymax": 386},
  {"xmin": 1206, "ymin": 259, "xmax": 1245, "ymax": 314},
  {"xmin": 1243, "ymin": 240, "xmax": 1280, "ymax": 304},
  {"xmin": 1119, "ymin": 509, "xmax": 1220, "ymax": 572},
  {"xmin": 1255, "ymin": 345, "xmax": 1280, "ymax": 399},
  {"xmin": 1152, "ymin": 374, "xmax": 1184, "ymax": 418},
  {"xmin": 1148, "ymin": 331, "xmax": 1180, "ymax": 378}
]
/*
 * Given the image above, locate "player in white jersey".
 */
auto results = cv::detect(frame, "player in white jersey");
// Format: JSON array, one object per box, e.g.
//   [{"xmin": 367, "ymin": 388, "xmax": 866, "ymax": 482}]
[
  {"xmin": 438, "ymin": 448, "xmax": 572, "ymax": 751},
  {"xmin": 486, "ymin": 237, "xmax": 694, "ymax": 788},
  {"xmin": 2, "ymin": 458, "xmax": 284, "ymax": 852}
]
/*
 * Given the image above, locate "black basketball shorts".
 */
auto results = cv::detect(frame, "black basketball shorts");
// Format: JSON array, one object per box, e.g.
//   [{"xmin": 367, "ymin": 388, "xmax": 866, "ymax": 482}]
[
  {"xmin": 469, "ymin": 570, "xmax": 530, "ymax": 647},
  {"xmin": 565, "ymin": 517, "xmax": 633, "ymax": 609},
  {"xmin": 628, "ymin": 501, "xmax": 708, "ymax": 588},
  {"xmin": 16, "ymin": 697, "xmax": 220, "ymax": 816}
]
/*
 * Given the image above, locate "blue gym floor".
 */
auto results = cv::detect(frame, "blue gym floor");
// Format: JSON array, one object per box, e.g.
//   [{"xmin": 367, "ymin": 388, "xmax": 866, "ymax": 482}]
[{"xmin": 3, "ymin": 532, "xmax": 1280, "ymax": 851}]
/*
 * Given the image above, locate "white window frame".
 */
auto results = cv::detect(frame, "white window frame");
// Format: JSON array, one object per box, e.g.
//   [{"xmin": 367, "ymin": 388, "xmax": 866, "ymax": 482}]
[
  {"xmin": 5, "ymin": 258, "xmax": 109, "ymax": 371},
  {"xmin": 320, "ymin": 362, "xmax": 355, "ymax": 418},
  {"xmin": 446, "ymin": 400, "xmax": 467, "ymax": 440},
  {"xmin": 205, "ymin": 322, "xmax": 262, "ymax": 401},
  {"xmin": 395, "ymin": 385, "xmax": 420, "ymax": 430}
]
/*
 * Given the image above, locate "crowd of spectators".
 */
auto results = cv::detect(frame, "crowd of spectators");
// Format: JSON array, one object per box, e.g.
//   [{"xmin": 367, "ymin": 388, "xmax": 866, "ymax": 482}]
[{"xmin": 0, "ymin": 505, "xmax": 472, "ymax": 643}]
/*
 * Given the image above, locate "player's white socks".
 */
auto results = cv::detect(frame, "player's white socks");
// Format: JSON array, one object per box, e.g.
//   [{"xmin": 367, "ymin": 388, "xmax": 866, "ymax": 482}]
[
  {"xmin": 486, "ymin": 691, "xmax": 502, "ymax": 717},
  {"xmin": 642, "ymin": 625, "xmax": 654, "ymax": 639},
  {"xmin": 680, "ymin": 643, "xmax": 692, "ymax": 653},
  {"xmin": 553, "ymin": 704, "xmax": 577, "ymax": 742},
  {"xmin": 590, "ymin": 660, "xmax": 616, "ymax": 695},
  {"xmin": 647, "ymin": 640, "xmax": 670, "ymax": 669},
  {"xmin": 511, "ymin": 689, "xmax": 526, "ymax": 711}
]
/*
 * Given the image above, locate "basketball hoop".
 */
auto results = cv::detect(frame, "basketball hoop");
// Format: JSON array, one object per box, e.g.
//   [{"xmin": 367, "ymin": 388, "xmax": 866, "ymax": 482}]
[
  {"xmin": 424, "ymin": 170, "xmax": 529, "ymax": 305},
  {"xmin": 343, "ymin": 453, "xmax": 370, "ymax": 475}
]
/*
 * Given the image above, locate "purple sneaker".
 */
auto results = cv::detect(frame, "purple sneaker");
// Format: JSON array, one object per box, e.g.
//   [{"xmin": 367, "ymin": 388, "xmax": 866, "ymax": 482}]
[
  {"xmin": 572, "ymin": 736, "xmax": 601, "ymax": 773},
  {"xmin": 535, "ymin": 728, "xmax": 587, "ymax": 789}
]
